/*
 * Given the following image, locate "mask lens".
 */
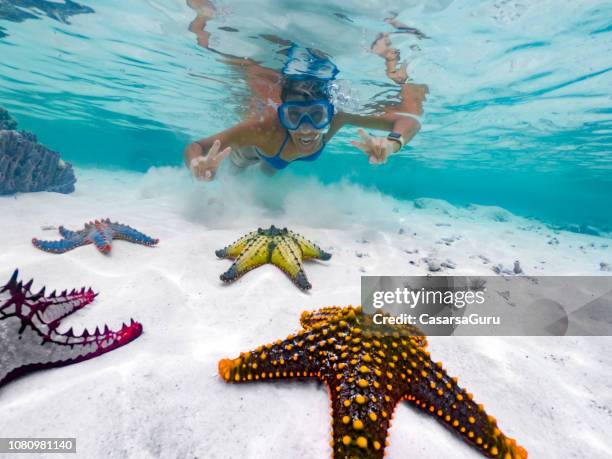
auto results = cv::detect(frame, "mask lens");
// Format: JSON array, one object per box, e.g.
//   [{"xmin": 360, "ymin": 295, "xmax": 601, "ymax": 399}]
[
  {"xmin": 308, "ymin": 105, "xmax": 326, "ymax": 125},
  {"xmin": 286, "ymin": 106, "xmax": 303, "ymax": 127}
]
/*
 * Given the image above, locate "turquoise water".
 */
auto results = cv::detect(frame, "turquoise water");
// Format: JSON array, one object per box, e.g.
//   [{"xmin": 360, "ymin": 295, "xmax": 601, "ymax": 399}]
[{"xmin": 1, "ymin": 0, "xmax": 610, "ymax": 231}]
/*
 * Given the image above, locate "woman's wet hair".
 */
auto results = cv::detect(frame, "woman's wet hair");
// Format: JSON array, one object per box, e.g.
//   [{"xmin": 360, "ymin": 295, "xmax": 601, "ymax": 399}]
[{"xmin": 280, "ymin": 77, "xmax": 330, "ymax": 101}]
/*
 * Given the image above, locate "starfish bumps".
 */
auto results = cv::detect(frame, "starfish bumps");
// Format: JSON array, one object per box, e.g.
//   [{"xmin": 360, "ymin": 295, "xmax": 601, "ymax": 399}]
[
  {"xmin": 0, "ymin": 270, "xmax": 142, "ymax": 388},
  {"xmin": 219, "ymin": 306, "xmax": 527, "ymax": 459},
  {"xmin": 216, "ymin": 225, "xmax": 331, "ymax": 290},
  {"xmin": 32, "ymin": 218, "xmax": 159, "ymax": 254}
]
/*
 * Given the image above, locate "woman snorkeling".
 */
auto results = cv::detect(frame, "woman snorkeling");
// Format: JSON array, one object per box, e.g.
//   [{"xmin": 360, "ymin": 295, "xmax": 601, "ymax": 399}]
[
  {"xmin": 185, "ymin": 75, "xmax": 425, "ymax": 180},
  {"xmin": 185, "ymin": 3, "xmax": 427, "ymax": 180}
]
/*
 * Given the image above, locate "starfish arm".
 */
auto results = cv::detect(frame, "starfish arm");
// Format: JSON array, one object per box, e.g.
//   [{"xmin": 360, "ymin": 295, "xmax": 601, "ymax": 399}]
[
  {"xmin": 0, "ymin": 317, "xmax": 142, "ymax": 388},
  {"xmin": 270, "ymin": 239, "xmax": 311, "ymax": 290},
  {"xmin": 1, "ymin": 272, "xmax": 142, "ymax": 389},
  {"xmin": 36, "ymin": 287, "xmax": 97, "ymax": 326},
  {"xmin": 58, "ymin": 226, "xmax": 79, "ymax": 239},
  {"xmin": 2, "ymin": 277, "xmax": 96, "ymax": 326},
  {"xmin": 89, "ymin": 228, "xmax": 113, "ymax": 254},
  {"xmin": 2, "ymin": 271, "xmax": 97, "ymax": 328},
  {"xmin": 218, "ymin": 333, "xmax": 320, "ymax": 383},
  {"xmin": 301, "ymin": 306, "xmax": 349, "ymax": 329},
  {"xmin": 327, "ymin": 373, "xmax": 395, "ymax": 459},
  {"xmin": 32, "ymin": 236, "xmax": 87, "ymax": 253},
  {"xmin": 289, "ymin": 230, "xmax": 332, "ymax": 261},
  {"xmin": 215, "ymin": 230, "xmax": 258, "ymax": 258},
  {"xmin": 109, "ymin": 222, "xmax": 159, "ymax": 246},
  {"xmin": 219, "ymin": 236, "xmax": 271, "ymax": 283},
  {"xmin": 401, "ymin": 354, "xmax": 527, "ymax": 459},
  {"xmin": 315, "ymin": 308, "xmax": 401, "ymax": 458}
]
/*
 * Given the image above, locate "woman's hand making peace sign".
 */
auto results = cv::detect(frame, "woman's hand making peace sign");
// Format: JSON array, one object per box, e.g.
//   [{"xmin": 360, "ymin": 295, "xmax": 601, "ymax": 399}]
[
  {"xmin": 350, "ymin": 128, "xmax": 399, "ymax": 164},
  {"xmin": 188, "ymin": 139, "xmax": 232, "ymax": 181}
]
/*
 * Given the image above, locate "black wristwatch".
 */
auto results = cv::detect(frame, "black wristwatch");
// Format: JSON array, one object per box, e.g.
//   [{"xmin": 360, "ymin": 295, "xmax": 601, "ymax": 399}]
[{"xmin": 387, "ymin": 132, "xmax": 405, "ymax": 151}]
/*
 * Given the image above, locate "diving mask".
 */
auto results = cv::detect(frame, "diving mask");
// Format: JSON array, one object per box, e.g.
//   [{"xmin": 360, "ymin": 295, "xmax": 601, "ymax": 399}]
[{"xmin": 278, "ymin": 99, "xmax": 334, "ymax": 131}]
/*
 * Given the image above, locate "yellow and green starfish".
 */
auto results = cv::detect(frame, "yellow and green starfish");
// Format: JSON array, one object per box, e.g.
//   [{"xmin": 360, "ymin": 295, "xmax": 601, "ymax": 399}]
[{"xmin": 215, "ymin": 225, "xmax": 331, "ymax": 290}]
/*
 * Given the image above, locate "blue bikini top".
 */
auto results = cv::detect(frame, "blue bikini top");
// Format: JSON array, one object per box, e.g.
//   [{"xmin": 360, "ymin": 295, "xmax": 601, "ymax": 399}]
[{"xmin": 256, "ymin": 131, "xmax": 326, "ymax": 170}]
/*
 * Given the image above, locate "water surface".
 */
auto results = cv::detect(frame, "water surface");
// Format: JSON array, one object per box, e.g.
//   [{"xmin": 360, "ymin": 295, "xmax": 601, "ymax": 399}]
[{"xmin": 1, "ymin": 0, "xmax": 610, "ymax": 230}]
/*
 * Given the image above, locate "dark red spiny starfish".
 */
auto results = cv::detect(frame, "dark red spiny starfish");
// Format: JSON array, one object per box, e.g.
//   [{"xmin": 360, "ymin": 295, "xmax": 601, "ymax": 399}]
[
  {"xmin": 219, "ymin": 305, "xmax": 527, "ymax": 459},
  {"xmin": 0, "ymin": 270, "xmax": 142, "ymax": 388}
]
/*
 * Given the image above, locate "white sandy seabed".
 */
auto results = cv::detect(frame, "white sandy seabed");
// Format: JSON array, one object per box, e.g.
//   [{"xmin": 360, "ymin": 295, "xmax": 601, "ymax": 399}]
[{"xmin": 0, "ymin": 167, "xmax": 611, "ymax": 459}]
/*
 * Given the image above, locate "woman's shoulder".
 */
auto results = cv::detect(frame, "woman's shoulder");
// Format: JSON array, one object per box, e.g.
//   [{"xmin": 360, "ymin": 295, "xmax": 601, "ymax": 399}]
[
  {"xmin": 240, "ymin": 106, "xmax": 280, "ymax": 130},
  {"xmin": 239, "ymin": 109, "xmax": 285, "ymax": 152}
]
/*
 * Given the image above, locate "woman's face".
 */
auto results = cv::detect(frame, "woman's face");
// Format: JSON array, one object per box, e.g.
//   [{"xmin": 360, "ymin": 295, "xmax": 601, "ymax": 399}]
[{"xmin": 283, "ymin": 94, "xmax": 326, "ymax": 153}]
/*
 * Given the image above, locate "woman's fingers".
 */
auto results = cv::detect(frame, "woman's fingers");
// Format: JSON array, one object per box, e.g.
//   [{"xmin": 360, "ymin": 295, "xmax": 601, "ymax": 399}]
[
  {"xmin": 352, "ymin": 134, "xmax": 388, "ymax": 163},
  {"xmin": 208, "ymin": 139, "xmax": 221, "ymax": 157},
  {"xmin": 350, "ymin": 139, "xmax": 368, "ymax": 152},
  {"xmin": 381, "ymin": 139, "xmax": 393, "ymax": 163},
  {"xmin": 213, "ymin": 145, "xmax": 232, "ymax": 162},
  {"xmin": 371, "ymin": 138, "xmax": 392, "ymax": 164},
  {"xmin": 357, "ymin": 128, "xmax": 371, "ymax": 144},
  {"xmin": 370, "ymin": 138, "xmax": 385, "ymax": 161},
  {"xmin": 352, "ymin": 132, "xmax": 394, "ymax": 165},
  {"xmin": 356, "ymin": 129, "xmax": 381, "ymax": 158},
  {"xmin": 189, "ymin": 141, "xmax": 230, "ymax": 182},
  {"xmin": 190, "ymin": 156, "xmax": 214, "ymax": 181},
  {"xmin": 190, "ymin": 156, "xmax": 206, "ymax": 177}
]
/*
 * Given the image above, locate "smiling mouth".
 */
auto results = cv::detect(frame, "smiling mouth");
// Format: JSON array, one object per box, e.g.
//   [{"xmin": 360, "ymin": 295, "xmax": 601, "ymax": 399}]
[{"xmin": 296, "ymin": 134, "xmax": 320, "ymax": 147}]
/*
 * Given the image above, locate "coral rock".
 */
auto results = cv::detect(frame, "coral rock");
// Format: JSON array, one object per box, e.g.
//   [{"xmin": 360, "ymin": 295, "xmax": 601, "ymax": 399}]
[
  {"xmin": 0, "ymin": 129, "xmax": 76, "ymax": 194},
  {"xmin": 0, "ymin": 107, "xmax": 17, "ymax": 130}
]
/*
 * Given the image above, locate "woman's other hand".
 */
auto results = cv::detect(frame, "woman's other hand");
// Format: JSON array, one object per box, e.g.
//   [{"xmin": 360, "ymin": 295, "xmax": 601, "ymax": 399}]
[
  {"xmin": 187, "ymin": 140, "xmax": 231, "ymax": 181},
  {"xmin": 350, "ymin": 128, "xmax": 398, "ymax": 164}
]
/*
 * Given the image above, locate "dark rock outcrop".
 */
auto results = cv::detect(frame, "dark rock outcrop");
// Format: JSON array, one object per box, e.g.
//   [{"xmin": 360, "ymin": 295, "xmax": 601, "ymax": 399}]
[
  {"xmin": 0, "ymin": 111, "xmax": 76, "ymax": 195},
  {"xmin": 0, "ymin": 106, "xmax": 17, "ymax": 130}
]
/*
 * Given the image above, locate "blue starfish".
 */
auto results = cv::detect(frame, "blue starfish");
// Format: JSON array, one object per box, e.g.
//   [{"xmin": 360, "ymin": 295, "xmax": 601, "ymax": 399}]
[{"xmin": 32, "ymin": 218, "xmax": 159, "ymax": 255}]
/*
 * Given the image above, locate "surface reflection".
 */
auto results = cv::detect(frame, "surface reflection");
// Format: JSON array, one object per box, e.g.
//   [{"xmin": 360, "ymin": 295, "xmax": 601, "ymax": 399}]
[{"xmin": 0, "ymin": 0, "xmax": 93, "ymax": 38}]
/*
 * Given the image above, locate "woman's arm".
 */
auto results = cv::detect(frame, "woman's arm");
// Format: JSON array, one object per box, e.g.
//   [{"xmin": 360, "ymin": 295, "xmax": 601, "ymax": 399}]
[
  {"xmin": 339, "ymin": 111, "xmax": 420, "ymax": 144},
  {"xmin": 333, "ymin": 83, "xmax": 428, "ymax": 163},
  {"xmin": 183, "ymin": 117, "xmax": 265, "ymax": 180},
  {"xmin": 187, "ymin": 0, "xmax": 215, "ymax": 49}
]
